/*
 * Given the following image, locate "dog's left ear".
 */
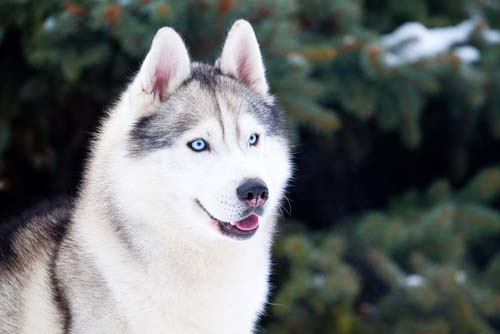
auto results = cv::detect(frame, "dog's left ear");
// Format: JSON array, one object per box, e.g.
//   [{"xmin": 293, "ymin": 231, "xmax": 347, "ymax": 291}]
[{"xmin": 217, "ymin": 20, "xmax": 270, "ymax": 99}]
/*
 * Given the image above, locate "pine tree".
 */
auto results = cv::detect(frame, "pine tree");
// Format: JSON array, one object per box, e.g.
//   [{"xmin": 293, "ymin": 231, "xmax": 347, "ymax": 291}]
[{"xmin": 271, "ymin": 166, "xmax": 500, "ymax": 334}]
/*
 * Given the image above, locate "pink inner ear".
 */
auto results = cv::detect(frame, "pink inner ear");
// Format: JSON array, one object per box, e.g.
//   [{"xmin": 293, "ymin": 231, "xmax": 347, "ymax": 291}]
[
  {"xmin": 237, "ymin": 52, "xmax": 251, "ymax": 85},
  {"xmin": 236, "ymin": 37, "xmax": 254, "ymax": 86},
  {"xmin": 153, "ymin": 55, "xmax": 174, "ymax": 101}
]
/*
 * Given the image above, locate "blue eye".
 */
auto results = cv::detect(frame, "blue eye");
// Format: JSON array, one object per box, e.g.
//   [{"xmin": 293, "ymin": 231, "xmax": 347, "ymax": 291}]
[
  {"xmin": 249, "ymin": 133, "xmax": 259, "ymax": 146},
  {"xmin": 188, "ymin": 139, "xmax": 209, "ymax": 152}
]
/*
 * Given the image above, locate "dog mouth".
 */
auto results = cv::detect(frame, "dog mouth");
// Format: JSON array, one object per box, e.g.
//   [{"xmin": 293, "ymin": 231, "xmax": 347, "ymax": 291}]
[{"xmin": 195, "ymin": 200, "xmax": 259, "ymax": 240}]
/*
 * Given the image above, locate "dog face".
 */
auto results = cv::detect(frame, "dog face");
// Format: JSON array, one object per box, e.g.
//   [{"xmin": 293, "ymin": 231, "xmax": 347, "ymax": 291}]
[{"xmin": 106, "ymin": 21, "xmax": 291, "ymax": 241}]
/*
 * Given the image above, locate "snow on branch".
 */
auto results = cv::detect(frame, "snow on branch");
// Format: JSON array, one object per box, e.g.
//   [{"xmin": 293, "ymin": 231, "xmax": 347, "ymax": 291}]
[{"xmin": 380, "ymin": 19, "xmax": 500, "ymax": 67}]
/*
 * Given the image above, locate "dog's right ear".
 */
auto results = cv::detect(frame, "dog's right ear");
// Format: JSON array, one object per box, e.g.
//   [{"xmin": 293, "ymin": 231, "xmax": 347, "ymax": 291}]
[{"xmin": 131, "ymin": 27, "xmax": 191, "ymax": 106}]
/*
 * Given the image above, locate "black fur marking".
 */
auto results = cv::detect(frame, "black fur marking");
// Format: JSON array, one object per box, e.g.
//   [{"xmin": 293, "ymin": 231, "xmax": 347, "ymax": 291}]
[
  {"xmin": 180, "ymin": 63, "xmax": 223, "ymax": 90},
  {"xmin": 104, "ymin": 197, "xmax": 145, "ymax": 261},
  {"xmin": 128, "ymin": 113, "xmax": 192, "ymax": 156},
  {"xmin": 0, "ymin": 198, "xmax": 71, "ymax": 271},
  {"xmin": 0, "ymin": 217, "xmax": 24, "ymax": 270},
  {"xmin": 49, "ymin": 216, "xmax": 72, "ymax": 334},
  {"xmin": 129, "ymin": 114, "xmax": 172, "ymax": 151},
  {"xmin": 252, "ymin": 102, "xmax": 287, "ymax": 138},
  {"xmin": 0, "ymin": 199, "xmax": 73, "ymax": 332},
  {"xmin": 191, "ymin": 65, "xmax": 219, "ymax": 88}
]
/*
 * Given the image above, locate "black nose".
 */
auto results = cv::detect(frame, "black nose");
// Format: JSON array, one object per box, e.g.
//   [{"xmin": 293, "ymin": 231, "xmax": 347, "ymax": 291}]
[{"xmin": 237, "ymin": 179, "xmax": 269, "ymax": 207}]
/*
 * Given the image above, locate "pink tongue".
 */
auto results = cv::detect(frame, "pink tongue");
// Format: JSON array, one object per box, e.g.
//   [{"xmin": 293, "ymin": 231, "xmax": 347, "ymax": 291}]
[{"xmin": 234, "ymin": 214, "xmax": 259, "ymax": 231}]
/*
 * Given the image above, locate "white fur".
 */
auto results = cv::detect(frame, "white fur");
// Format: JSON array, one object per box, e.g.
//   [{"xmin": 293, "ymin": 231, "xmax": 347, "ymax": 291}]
[
  {"xmin": 66, "ymin": 20, "xmax": 291, "ymax": 333},
  {"xmin": 22, "ymin": 261, "xmax": 61, "ymax": 333}
]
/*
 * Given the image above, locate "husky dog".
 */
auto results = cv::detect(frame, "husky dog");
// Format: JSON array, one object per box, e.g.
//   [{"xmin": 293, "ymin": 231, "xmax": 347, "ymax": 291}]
[{"xmin": 0, "ymin": 20, "xmax": 291, "ymax": 333}]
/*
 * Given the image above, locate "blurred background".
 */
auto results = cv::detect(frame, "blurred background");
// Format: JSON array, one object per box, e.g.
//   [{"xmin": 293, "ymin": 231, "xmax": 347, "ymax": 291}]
[{"xmin": 1, "ymin": 0, "xmax": 500, "ymax": 333}]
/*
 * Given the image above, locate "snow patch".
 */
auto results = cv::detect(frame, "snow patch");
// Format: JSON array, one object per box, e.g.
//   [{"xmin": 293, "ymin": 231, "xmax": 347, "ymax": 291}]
[
  {"xmin": 483, "ymin": 28, "xmax": 500, "ymax": 44},
  {"xmin": 455, "ymin": 46, "xmax": 480, "ymax": 63},
  {"xmin": 404, "ymin": 274, "xmax": 425, "ymax": 287},
  {"xmin": 380, "ymin": 19, "xmax": 500, "ymax": 67},
  {"xmin": 312, "ymin": 273, "xmax": 326, "ymax": 287},
  {"xmin": 287, "ymin": 52, "xmax": 307, "ymax": 67},
  {"xmin": 455, "ymin": 270, "xmax": 467, "ymax": 283},
  {"xmin": 43, "ymin": 17, "xmax": 56, "ymax": 31}
]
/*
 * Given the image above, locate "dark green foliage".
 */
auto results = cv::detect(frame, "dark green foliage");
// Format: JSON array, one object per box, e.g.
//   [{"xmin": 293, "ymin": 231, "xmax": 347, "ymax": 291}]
[
  {"xmin": 0, "ymin": 0, "xmax": 499, "ymax": 333},
  {"xmin": 273, "ymin": 167, "xmax": 500, "ymax": 333}
]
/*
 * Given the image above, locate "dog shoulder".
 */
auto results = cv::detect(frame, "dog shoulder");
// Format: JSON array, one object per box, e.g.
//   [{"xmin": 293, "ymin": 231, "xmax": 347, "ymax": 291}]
[{"xmin": 0, "ymin": 198, "xmax": 73, "ymax": 272}]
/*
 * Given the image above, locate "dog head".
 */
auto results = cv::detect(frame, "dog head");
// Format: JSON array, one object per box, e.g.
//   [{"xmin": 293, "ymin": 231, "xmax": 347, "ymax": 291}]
[{"xmin": 102, "ymin": 20, "xmax": 291, "ymax": 242}]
